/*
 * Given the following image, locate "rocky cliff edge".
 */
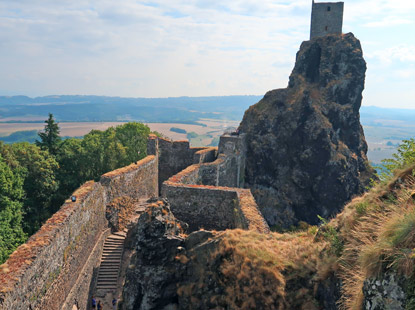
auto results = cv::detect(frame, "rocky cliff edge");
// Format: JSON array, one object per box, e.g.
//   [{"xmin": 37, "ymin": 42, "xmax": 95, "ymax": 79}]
[{"xmin": 239, "ymin": 33, "xmax": 375, "ymax": 228}]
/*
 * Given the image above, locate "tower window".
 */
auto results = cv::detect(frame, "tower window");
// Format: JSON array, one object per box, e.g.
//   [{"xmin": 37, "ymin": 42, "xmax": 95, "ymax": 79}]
[
  {"xmin": 325, "ymin": 26, "xmax": 328, "ymax": 31},
  {"xmin": 327, "ymin": 6, "xmax": 331, "ymax": 11}
]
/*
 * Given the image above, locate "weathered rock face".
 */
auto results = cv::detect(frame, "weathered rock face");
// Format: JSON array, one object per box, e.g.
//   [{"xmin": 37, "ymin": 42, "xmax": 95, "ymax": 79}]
[
  {"xmin": 239, "ymin": 33, "xmax": 374, "ymax": 228},
  {"xmin": 106, "ymin": 196, "xmax": 139, "ymax": 232},
  {"xmin": 121, "ymin": 199, "xmax": 341, "ymax": 310},
  {"xmin": 363, "ymin": 271, "xmax": 407, "ymax": 310},
  {"xmin": 121, "ymin": 198, "xmax": 187, "ymax": 310}
]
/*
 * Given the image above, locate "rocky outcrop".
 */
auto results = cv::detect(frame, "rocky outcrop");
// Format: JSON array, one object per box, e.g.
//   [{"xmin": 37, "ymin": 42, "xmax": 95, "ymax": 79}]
[
  {"xmin": 121, "ymin": 199, "xmax": 341, "ymax": 310},
  {"xmin": 106, "ymin": 196, "xmax": 140, "ymax": 232},
  {"xmin": 363, "ymin": 271, "xmax": 406, "ymax": 310},
  {"xmin": 239, "ymin": 33, "xmax": 375, "ymax": 228},
  {"xmin": 121, "ymin": 198, "xmax": 187, "ymax": 310}
]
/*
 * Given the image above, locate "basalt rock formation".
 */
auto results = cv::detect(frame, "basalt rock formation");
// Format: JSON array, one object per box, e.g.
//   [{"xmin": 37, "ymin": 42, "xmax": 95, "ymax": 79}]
[
  {"xmin": 239, "ymin": 33, "xmax": 375, "ymax": 228},
  {"xmin": 121, "ymin": 198, "xmax": 341, "ymax": 310}
]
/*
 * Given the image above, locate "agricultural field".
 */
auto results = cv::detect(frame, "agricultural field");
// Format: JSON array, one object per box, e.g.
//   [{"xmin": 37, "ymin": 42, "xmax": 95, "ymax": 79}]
[{"xmin": 0, "ymin": 119, "xmax": 240, "ymax": 147}]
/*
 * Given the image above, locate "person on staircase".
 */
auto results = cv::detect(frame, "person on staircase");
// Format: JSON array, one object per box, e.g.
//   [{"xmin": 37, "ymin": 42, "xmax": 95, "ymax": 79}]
[
  {"xmin": 91, "ymin": 296, "xmax": 97, "ymax": 309},
  {"xmin": 97, "ymin": 300, "xmax": 103, "ymax": 310}
]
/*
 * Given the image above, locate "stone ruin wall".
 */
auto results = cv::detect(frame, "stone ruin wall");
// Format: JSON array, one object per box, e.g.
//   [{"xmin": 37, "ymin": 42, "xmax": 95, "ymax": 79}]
[
  {"xmin": 148, "ymin": 135, "xmax": 217, "ymax": 190},
  {"xmin": 162, "ymin": 178, "xmax": 269, "ymax": 233},
  {"xmin": 160, "ymin": 133, "xmax": 269, "ymax": 234},
  {"xmin": 0, "ymin": 155, "xmax": 158, "ymax": 310}
]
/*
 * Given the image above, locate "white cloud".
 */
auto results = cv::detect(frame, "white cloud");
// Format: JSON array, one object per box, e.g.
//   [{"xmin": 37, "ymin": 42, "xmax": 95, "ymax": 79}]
[
  {"xmin": 368, "ymin": 45, "xmax": 415, "ymax": 65},
  {"xmin": 395, "ymin": 68, "xmax": 415, "ymax": 79},
  {"xmin": 364, "ymin": 16, "xmax": 413, "ymax": 28},
  {"xmin": 0, "ymin": 0, "xmax": 413, "ymax": 109}
]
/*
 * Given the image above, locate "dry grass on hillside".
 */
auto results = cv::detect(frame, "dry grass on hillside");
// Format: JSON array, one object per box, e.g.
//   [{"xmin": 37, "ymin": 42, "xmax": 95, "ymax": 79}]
[
  {"xmin": 177, "ymin": 228, "xmax": 333, "ymax": 310},
  {"xmin": 334, "ymin": 165, "xmax": 415, "ymax": 310},
  {"xmin": 218, "ymin": 229, "xmax": 331, "ymax": 310}
]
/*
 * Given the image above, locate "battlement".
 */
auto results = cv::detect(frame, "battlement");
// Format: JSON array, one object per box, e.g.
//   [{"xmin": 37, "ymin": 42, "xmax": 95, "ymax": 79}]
[{"xmin": 310, "ymin": 1, "xmax": 344, "ymax": 39}]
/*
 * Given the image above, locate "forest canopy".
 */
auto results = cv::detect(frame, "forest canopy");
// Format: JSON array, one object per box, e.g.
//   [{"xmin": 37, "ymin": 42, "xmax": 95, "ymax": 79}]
[{"xmin": 0, "ymin": 115, "xmax": 150, "ymax": 263}]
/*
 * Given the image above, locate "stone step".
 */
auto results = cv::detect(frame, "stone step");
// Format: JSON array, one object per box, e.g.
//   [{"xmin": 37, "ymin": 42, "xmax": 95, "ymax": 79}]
[
  {"xmin": 102, "ymin": 251, "xmax": 123, "ymax": 255},
  {"xmin": 96, "ymin": 232, "xmax": 127, "ymax": 293},
  {"xmin": 103, "ymin": 247, "xmax": 123, "ymax": 251},
  {"xmin": 102, "ymin": 255, "xmax": 122, "ymax": 259},
  {"xmin": 99, "ymin": 262, "xmax": 121, "ymax": 267},
  {"xmin": 98, "ymin": 272, "xmax": 119, "ymax": 276},
  {"xmin": 99, "ymin": 264, "xmax": 120, "ymax": 268},
  {"xmin": 100, "ymin": 264, "xmax": 120, "ymax": 270},
  {"xmin": 103, "ymin": 248, "xmax": 123, "ymax": 251},
  {"xmin": 96, "ymin": 281, "xmax": 118, "ymax": 285},
  {"xmin": 99, "ymin": 268, "xmax": 119, "ymax": 272},
  {"xmin": 103, "ymin": 246, "xmax": 123, "ymax": 250},
  {"xmin": 101, "ymin": 258, "xmax": 122, "ymax": 262},
  {"xmin": 105, "ymin": 240, "xmax": 123, "ymax": 243},
  {"xmin": 106, "ymin": 236, "xmax": 125, "ymax": 241},
  {"xmin": 104, "ymin": 242, "xmax": 123, "ymax": 245},
  {"xmin": 97, "ymin": 284, "xmax": 117, "ymax": 287},
  {"xmin": 102, "ymin": 248, "xmax": 123, "ymax": 252},
  {"xmin": 97, "ymin": 277, "xmax": 118, "ymax": 282},
  {"xmin": 98, "ymin": 280, "xmax": 118, "ymax": 284},
  {"xmin": 96, "ymin": 286, "xmax": 117, "ymax": 289},
  {"xmin": 100, "ymin": 264, "xmax": 121, "ymax": 268}
]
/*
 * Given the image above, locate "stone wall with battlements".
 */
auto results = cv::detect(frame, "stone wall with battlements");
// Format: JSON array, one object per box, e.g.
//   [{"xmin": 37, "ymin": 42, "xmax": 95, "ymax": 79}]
[
  {"xmin": 147, "ymin": 134, "xmax": 217, "ymax": 190},
  {"xmin": 0, "ymin": 155, "xmax": 158, "ymax": 310},
  {"xmin": 161, "ymin": 136, "xmax": 269, "ymax": 234},
  {"xmin": 162, "ymin": 175, "xmax": 269, "ymax": 233}
]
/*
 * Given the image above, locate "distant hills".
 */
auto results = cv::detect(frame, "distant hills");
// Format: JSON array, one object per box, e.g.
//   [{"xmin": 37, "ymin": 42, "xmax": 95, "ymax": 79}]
[
  {"xmin": 0, "ymin": 95, "xmax": 262, "ymax": 123},
  {"xmin": 1, "ymin": 95, "xmax": 415, "ymax": 156},
  {"xmin": 1, "ymin": 95, "xmax": 414, "ymax": 129}
]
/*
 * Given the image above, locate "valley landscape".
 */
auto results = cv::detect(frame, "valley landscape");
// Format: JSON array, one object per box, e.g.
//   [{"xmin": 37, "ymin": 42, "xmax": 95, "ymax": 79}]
[
  {"xmin": 1, "ymin": 97, "xmax": 414, "ymax": 163},
  {"xmin": 1, "ymin": 1, "xmax": 415, "ymax": 310}
]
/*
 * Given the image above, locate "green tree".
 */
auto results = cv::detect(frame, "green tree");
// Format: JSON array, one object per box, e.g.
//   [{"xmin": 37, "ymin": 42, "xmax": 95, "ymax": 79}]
[
  {"xmin": 0, "ymin": 154, "xmax": 26, "ymax": 264},
  {"xmin": 10, "ymin": 143, "xmax": 59, "ymax": 234},
  {"xmin": 53, "ymin": 138, "xmax": 85, "ymax": 206},
  {"xmin": 115, "ymin": 122, "xmax": 149, "ymax": 165},
  {"xmin": 36, "ymin": 113, "xmax": 61, "ymax": 155},
  {"xmin": 381, "ymin": 138, "xmax": 415, "ymax": 179},
  {"xmin": 80, "ymin": 128, "xmax": 127, "ymax": 180}
]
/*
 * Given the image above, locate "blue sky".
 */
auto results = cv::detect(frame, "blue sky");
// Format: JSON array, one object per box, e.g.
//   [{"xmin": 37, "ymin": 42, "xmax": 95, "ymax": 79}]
[{"xmin": 0, "ymin": 0, "xmax": 414, "ymax": 108}]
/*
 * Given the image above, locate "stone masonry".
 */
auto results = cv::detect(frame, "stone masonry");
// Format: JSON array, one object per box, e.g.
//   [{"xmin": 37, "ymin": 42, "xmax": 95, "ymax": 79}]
[
  {"xmin": 0, "ymin": 156, "xmax": 158, "ymax": 310},
  {"xmin": 0, "ymin": 133, "xmax": 270, "ymax": 309},
  {"xmin": 310, "ymin": 1, "xmax": 344, "ymax": 39}
]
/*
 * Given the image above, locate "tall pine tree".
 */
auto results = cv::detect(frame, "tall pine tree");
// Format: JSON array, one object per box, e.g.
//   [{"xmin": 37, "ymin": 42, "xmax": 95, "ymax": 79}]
[{"xmin": 36, "ymin": 113, "xmax": 61, "ymax": 155}]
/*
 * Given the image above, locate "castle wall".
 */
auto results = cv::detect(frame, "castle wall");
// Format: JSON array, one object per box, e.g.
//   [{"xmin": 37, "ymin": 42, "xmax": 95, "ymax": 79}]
[
  {"xmin": 310, "ymin": 2, "xmax": 344, "ymax": 39},
  {"xmin": 161, "ymin": 156, "xmax": 269, "ymax": 233},
  {"xmin": 100, "ymin": 155, "xmax": 159, "ymax": 201},
  {"xmin": 162, "ymin": 181, "xmax": 269, "ymax": 233},
  {"xmin": 0, "ymin": 155, "xmax": 158, "ymax": 310},
  {"xmin": 0, "ymin": 182, "xmax": 107, "ymax": 310},
  {"xmin": 148, "ymin": 135, "xmax": 216, "ymax": 190},
  {"xmin": 162, "ymin": 183, "xmax": 240, "ymax": 231}
]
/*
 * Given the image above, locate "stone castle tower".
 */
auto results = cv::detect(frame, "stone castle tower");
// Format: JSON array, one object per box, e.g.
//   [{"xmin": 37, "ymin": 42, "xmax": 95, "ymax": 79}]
[{"xmin": 310, "ymin": 0, "xmax": 344, "ymax": 39}]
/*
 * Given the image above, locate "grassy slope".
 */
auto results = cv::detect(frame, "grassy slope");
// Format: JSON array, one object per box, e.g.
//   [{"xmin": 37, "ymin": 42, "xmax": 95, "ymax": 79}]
[
  {"xmin": 334, "ymin": 165, "xmax": 415, "ymax": 309},
  {"xmin": 179, "ymin": 165, "xmax": 415, "ymax": 309}
]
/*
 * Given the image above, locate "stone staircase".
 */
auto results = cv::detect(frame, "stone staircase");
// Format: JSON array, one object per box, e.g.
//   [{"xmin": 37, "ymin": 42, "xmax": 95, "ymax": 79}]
[{"xmin": 96, "ymin": 231, "xmax": 126, "ymax": 291}]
